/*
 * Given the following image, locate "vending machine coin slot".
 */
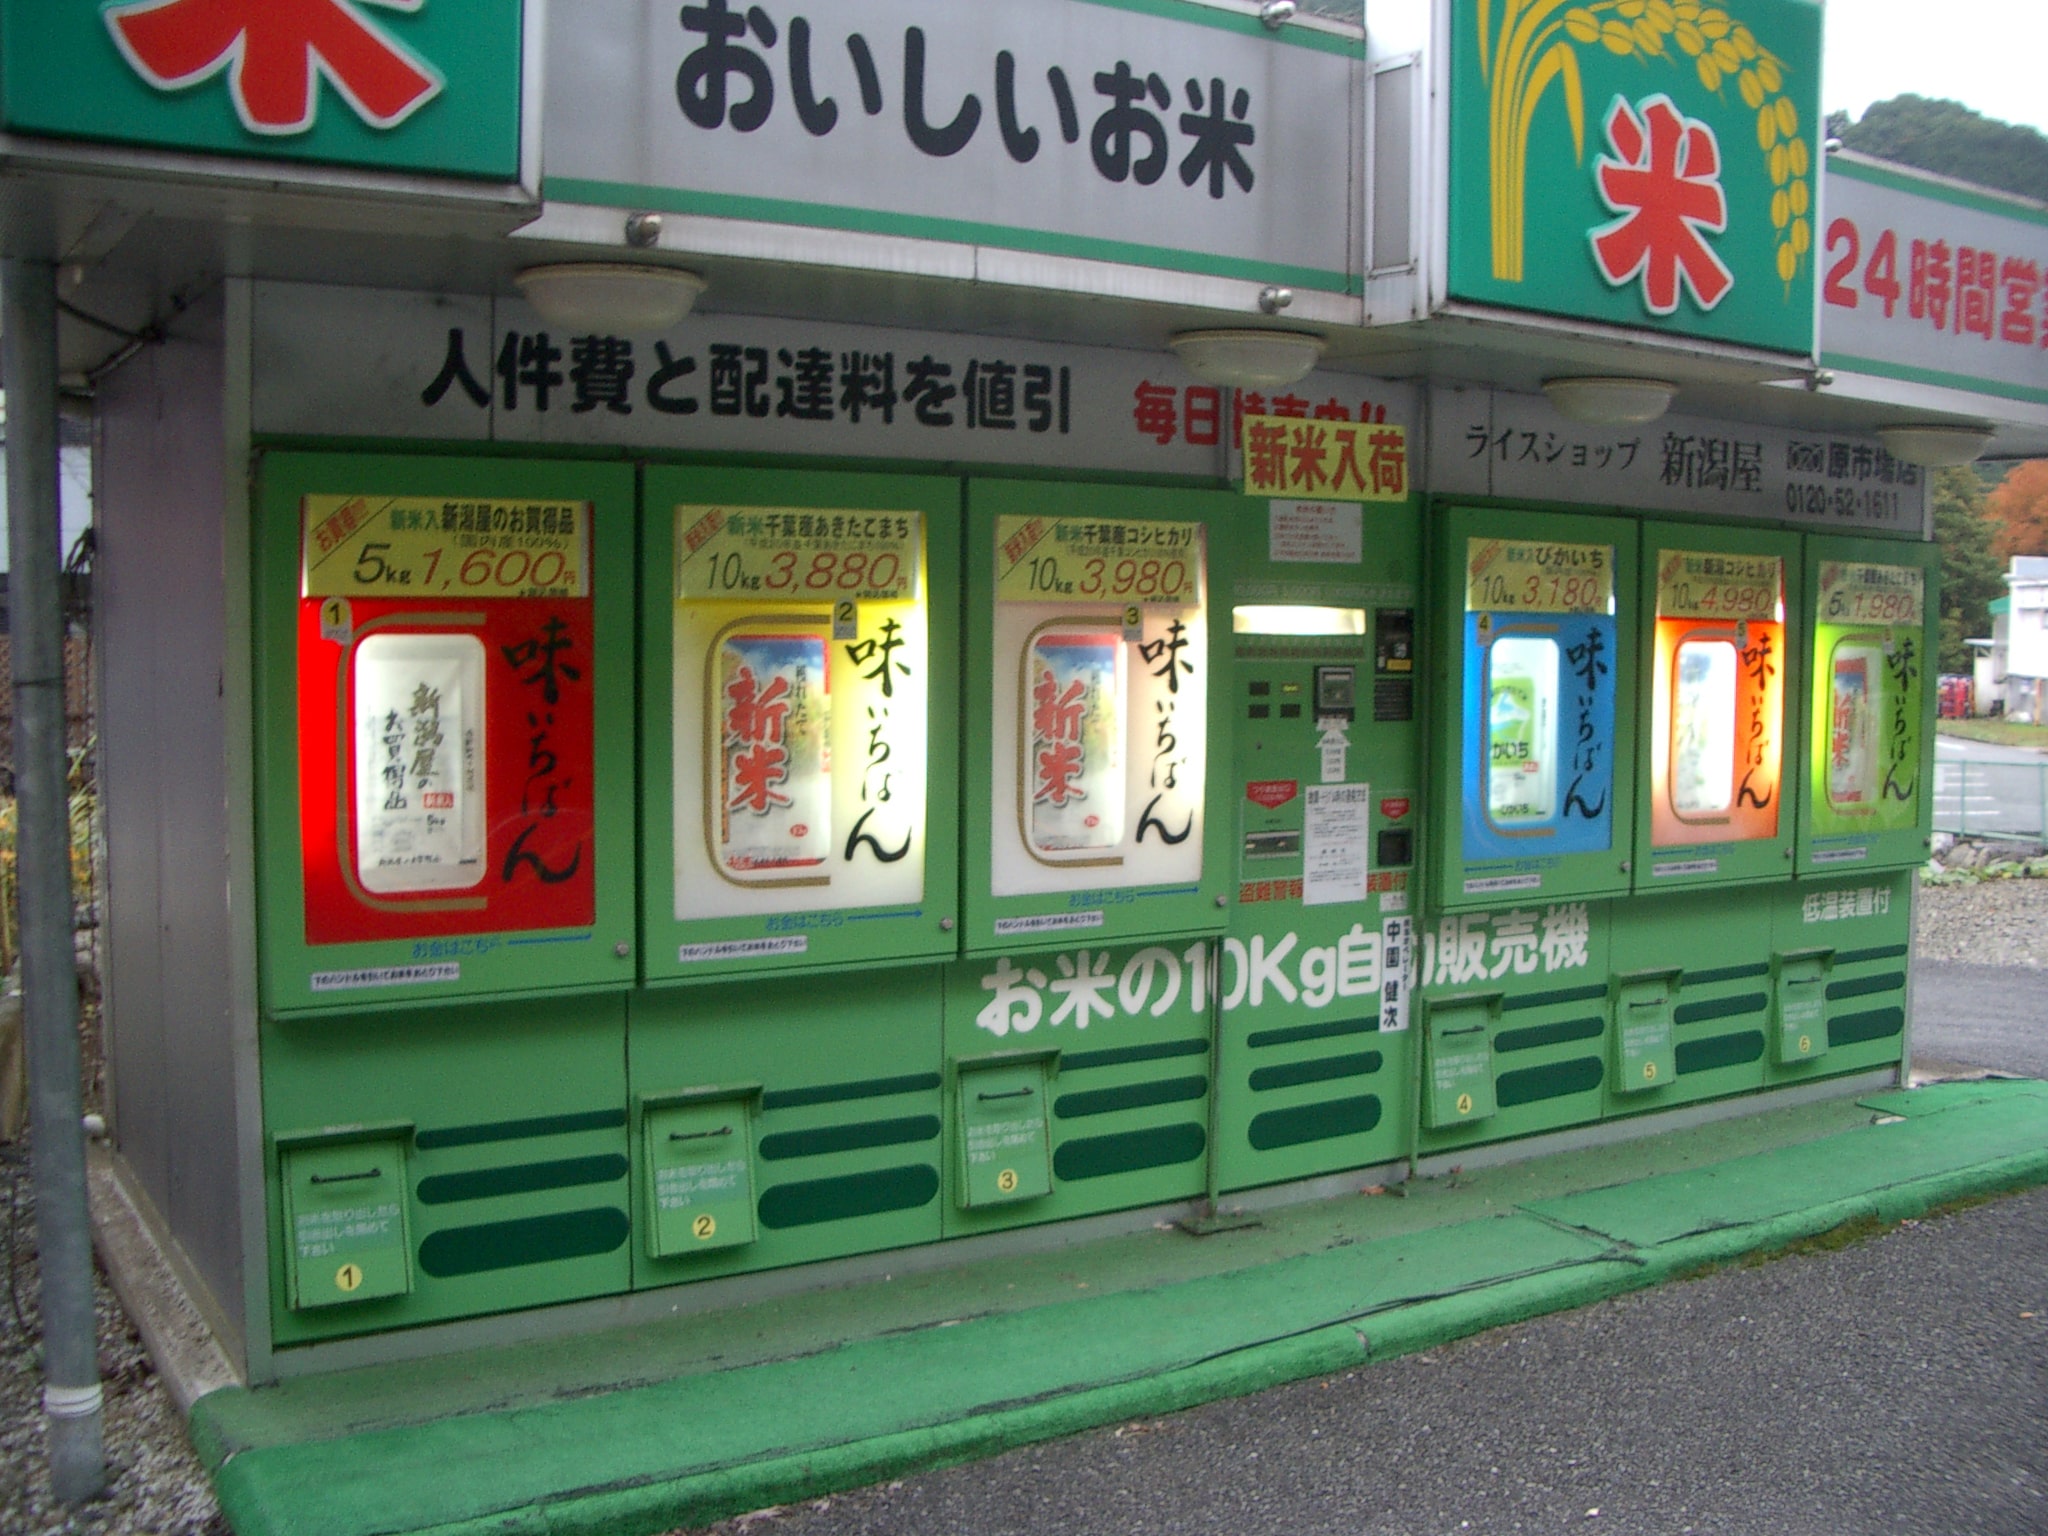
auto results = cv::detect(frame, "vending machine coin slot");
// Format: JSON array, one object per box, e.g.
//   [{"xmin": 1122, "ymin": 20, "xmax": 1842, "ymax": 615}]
[
  {"xmin": 278, "ymin": 1124, "xmax": 414, "ymax": 1310},
  {"xmin": 1772, "ymin": 949, "xmax": 1833, "ymax": 1064},
  {"xmin": 642, "ymin": 1088, "xmax": 762, "ymax": 1257},
  {"xmin": 956, "ymin": 1052, "xmax": 1058, "ymax": 1208},
  {"xmin": 1314, "ymin": 664, "xmax": 1357, "ymax": 721},
  {"xmin": 1611, "ymin": 969, "xmax": 1680, "ymax": 1093},
  {"xmin": 1424, "ymin": 995, "xmax": 1499, "ymax": 1127}
]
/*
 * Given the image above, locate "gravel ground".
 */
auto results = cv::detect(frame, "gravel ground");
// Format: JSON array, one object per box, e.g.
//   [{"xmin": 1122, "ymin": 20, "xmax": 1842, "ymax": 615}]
[{"xmin": 0, "ymin": 877, "xmax": 2028, "ymax": 1536}]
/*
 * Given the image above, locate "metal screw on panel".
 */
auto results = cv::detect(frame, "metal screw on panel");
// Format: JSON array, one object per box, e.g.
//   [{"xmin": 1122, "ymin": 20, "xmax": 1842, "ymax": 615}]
[
  {"xmin": 1619, "ymin": 860, "xmax": 1632, "ymax": 873},
  {"xmin": 625, "ymin": 212, "xmax": 663, "ymax": 248},
  {"xmin": 1785, "ymin": 848, "xmax": 1794, "ymax": 859},
  {"xmin": 614, "ymin": 942, "xmax": 631, "ymax": 958},
  {"xmin": 1258, "ymin": 285, "xmax": 1293, "ymax": 314},
  {"xmin": 1216, "ymin": 895, "xmax": 1228, "ymax": 907},
  {"xmin": 940, "ymin": 917, "xmax": 955, "ymax": 931},
  {"xmin": 1259, "ymin": 0, "xmax": 1298, "ymax": 28}
]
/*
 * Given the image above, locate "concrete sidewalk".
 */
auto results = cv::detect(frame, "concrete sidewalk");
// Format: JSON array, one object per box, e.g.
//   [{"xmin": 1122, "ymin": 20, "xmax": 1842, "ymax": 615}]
[{"xmin": 184, "ymin": 1078, "xmax": 2048, "ymax": 1536}]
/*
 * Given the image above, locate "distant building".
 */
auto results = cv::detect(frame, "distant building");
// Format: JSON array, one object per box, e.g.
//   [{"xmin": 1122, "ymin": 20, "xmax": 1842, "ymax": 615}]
[{"xmin": 1978, "ymin": 557, "xmax": 2048, "ymax": 719}]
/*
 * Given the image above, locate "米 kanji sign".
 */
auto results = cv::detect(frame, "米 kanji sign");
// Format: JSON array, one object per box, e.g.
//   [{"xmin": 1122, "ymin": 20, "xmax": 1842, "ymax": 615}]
[
  {"xmin": 1820, "ymin": 152, "xmax": 2048, "ymax": 407},
  {"xmin": 1, "ymin": 0, "xmax": 524, "ymax": 180},
  {"xmin": 544, "ymin": 0, "xmax": 1360, "ymax": 290},
  {"xmin": 1447, "ymin": 0, "xmax": 1821, "ymax": 354}
]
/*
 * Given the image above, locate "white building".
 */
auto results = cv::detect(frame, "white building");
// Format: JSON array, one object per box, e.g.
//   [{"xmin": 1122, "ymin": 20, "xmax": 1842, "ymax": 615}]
[{"xmin": 1983, "ymin": 557, "xmax": 2048, "ymax": 720}]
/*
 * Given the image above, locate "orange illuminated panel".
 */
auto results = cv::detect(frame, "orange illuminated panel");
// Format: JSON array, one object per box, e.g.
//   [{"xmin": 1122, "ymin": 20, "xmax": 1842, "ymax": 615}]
[{"xmin": 1649, "ymin": 551, "xmax": 1784, "ymax": 847}]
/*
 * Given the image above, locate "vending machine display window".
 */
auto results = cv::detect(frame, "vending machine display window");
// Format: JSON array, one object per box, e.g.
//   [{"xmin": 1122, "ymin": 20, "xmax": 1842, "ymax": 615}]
[
  {"xmin": 1799, "ymin": 541, "xmax": 1937, "ymax": 875},
  {"xmin": 963, "ymin": 480, "xmax": 1237, "ymax": 953},
  {"xmin": 641, "ymin": 467, "xmax": 962, "ymax": 983},
  {"xmin": 256, "ymin": 453, "xmax": 638, "ymax": 1010},
  {"xmin": 1431, "ymin": 508, "xmax": 1636, "ymax": 911}
]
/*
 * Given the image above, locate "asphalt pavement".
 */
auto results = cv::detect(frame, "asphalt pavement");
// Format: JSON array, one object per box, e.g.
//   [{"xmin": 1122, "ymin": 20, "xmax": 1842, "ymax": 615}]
[{"xmin": 1913, "ymin": 961, "xmax": 2048, "ymax": 1080}]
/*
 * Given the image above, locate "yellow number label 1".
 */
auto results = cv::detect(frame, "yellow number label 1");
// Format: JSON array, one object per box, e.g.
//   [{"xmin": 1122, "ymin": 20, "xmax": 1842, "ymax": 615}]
[{"xmin": 335, "ymin": 1263, "xmax": 363, "ymax": 1293}]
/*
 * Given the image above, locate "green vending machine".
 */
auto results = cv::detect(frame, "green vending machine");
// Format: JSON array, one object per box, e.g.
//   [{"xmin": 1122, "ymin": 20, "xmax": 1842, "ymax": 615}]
[
  {"xmin": 630, "ymin": 466, "xmax": 961, "ymax": 1288},
  {"xmin": 1213, "ymin": 494, "xmax": 1421, "ymax": 1192},
  {"xmin": 252, "ymin": 451, "xmax": 639, "ymax": 1343},
  {"xmin": 1420, "ymin": 504, "xmax": 1637, "ymax": 1150},
  {"xmin": 945, "ymin": 479, "xmax": 1238, "ymax": 1234}
]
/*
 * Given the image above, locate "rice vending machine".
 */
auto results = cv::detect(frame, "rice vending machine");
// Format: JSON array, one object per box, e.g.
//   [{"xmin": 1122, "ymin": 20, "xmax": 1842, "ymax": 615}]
[
  {"xmin": 1423, "ymin": 505, "xmax": 1636, "ymax": 1146},
  {"xmin": 947, "ymin": 479, "xmax": 1237, "ymax": 1234},
  {"xmin": 629, "ymin": 466, "xmax": 962, "ymax": 1286},
  {"xmin": 254, "ymin": 452, "xmax": 639, "ymax": 1342}
]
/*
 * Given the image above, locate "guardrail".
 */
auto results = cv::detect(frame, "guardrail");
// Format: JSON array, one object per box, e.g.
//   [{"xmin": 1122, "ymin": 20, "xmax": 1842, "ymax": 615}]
[{"xmin": 1934, "ymin": 759, "xmax": 2048, "ymax": 840}]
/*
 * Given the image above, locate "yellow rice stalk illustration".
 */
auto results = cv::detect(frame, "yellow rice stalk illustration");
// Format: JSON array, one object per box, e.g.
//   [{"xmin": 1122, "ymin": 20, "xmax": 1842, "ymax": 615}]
[{"xmin": 1479, "ymin": 0, "xmax": 1812, "ymax": 291}]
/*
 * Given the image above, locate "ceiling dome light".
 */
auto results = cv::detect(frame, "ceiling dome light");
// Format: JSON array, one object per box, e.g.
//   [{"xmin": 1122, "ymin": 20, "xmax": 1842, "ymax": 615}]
[
  {"xmin": 1541, "ymin": 376, "xmax": 1678, "ymax": 425},
  {"xmin": 1877, "ymin": 423, "xmax": 1995, "ymax": 468},
  {"xmin": 514, "ymin": 263, "xmax": 707, "ymax": 334},
  {"xmin": 1168, "ymin": 329, "xmax": 1325, "ymax": 390}
]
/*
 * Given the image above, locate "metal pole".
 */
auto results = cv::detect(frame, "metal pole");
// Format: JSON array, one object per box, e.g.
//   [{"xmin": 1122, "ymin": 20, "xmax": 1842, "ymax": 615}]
[{"xmin": 4, "ymin": 256, "xmax": 105, "ymax": 1502}]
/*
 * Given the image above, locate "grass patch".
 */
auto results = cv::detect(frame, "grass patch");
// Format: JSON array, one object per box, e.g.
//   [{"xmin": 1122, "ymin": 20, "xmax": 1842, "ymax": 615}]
[{"xmin": 1937, "ymin": 719, "xmax": 2048, "ymax": 750}]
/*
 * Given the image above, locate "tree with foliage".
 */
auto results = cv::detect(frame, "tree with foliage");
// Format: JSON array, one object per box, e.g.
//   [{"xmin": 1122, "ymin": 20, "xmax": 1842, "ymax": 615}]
[
  {"xmin": 1987, "ymin": 460, "xmax": 2048, "ymax": 560},
  {"xmin": 1833, "ymin": 95, "xmax": 2048, "ymax": 205},
  {"xmin": 1935, "ymin": 466, "xmax": 2006, "ymax": 672}
]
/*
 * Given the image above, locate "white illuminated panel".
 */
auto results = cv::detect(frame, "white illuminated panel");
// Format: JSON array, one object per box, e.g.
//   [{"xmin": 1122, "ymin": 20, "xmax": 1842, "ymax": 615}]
[{"xmin": 352, "ymin": 633, "xmax": 486, "ymax": 894}]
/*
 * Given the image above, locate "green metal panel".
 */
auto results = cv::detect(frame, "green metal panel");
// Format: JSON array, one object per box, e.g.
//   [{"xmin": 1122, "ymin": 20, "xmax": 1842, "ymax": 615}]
[
  {"xmin": 1607, "ymin": 885, "xmax": 1773, "ymax": 1113},
  {"xmin": 960, "ymin": 479, "xmax": 1239, "ymax": 955},
  {"xmin": 941, "ymin": 939, "xmax": 1213, "ymax": 1236},
  {"xmin": 639, "ymin": 465, "xmax": 962, "ymax": 985},
  {"xmin": 1766, "ymin": 872, "xmax": 1911, "ymax": 1083},
  {"xmin": 1796, "ymin": 534, "xmax": 1939, "ymax": 875},
  {"xmin": 641, "ymin": 1092, "xmax": 761, "ymax": 1257},
  {"xmin": 1431, "ymin": 504, "xmax": 1639, "ymax": 911},
  {"xmin": 277, "ymin": 1129, "xmax": 413, "ymax": 1310},
  {"xmin": 955, "ymin": 1054, "xmax": 1058, "ymax": 1208},
  {"xmin": 1632, "ymin": 522, "xmax": 1802, "ymax": 892},
  {"xmin": 1416, "ymin": 897, "xmax": 1614, "ymax": 1154},
  {"xmin": 627, "ymin": 971, "xmax": 945, "ymax": 1289},
  {"xmin": 252, "ymin": 451, "xmax": 638, "ymax": 1013},
  {"xmin": 262, "ymin": 995, "xmax": 632, "ymax": 1348},
  {"xmin": 1213, "ymin": 495, "xmax": 1420, "ymax": 1192}
]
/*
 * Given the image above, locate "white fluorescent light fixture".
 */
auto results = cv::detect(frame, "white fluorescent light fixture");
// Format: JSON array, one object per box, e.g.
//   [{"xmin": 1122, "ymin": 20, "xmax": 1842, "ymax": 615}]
[
  {"xmin": 1232, "ymin": 605, "xmax": 1367, "ymax": 637},
  {"xmin": 1877, "ymin": 423, "xmax": 1995, "ymax": 468},
  {"xmin": 1541, "ymin": 376, "xmax": 1679, "ymax": 425},
  {"xmin": 514, "ymin": 263, "xmax": 707, "ymax": 334},
  {"xmin": 1169, "ymin": 329, "xmax": 1325, "ymax": 390}
]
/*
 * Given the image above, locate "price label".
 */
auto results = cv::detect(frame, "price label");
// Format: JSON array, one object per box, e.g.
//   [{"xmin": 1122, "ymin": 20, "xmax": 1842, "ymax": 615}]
[
  {"xmin": 1656, "ymin": 550, "xmax": 1781, "ymax": 621},
  {"xmin": 303, "ymin": 496, "xmax": 589, "ymax": 599},
  {"xmin": 1465, "ymin": 538, "xmax": 1613, "ymax": 616},
  {"xmin": 1818, "ymin": 562, "xmax": 1923, "ymax": 627},
  {"xmin": 995, "ymin": 515, "xmax": 1203, "ymax": 605},
  {"xmin": 675, "ymin": 505, "xmax": 920, "ymax": 603}
]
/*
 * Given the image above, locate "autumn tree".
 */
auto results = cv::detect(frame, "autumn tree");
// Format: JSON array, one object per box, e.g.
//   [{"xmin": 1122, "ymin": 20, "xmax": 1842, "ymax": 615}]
[
  {"xmin": 1936, "ymin": 466, "xmax": 2005, "ymax": 672},
  {"xmin": 1988, "ymin": 459, "xmax": 2048, "ymax": 560}
]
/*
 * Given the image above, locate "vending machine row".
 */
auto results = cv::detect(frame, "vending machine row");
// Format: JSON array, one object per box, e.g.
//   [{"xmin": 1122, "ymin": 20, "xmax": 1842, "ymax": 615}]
[{"xmin": 249, "ymin": 452, "xmax": 1931, "ymax": 1345}]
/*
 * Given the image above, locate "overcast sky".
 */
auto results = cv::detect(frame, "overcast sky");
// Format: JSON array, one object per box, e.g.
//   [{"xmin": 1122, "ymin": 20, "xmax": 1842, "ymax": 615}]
[{"xmin": 1825, "ymin": 0, "xmax": 2048, "ymax": 134}]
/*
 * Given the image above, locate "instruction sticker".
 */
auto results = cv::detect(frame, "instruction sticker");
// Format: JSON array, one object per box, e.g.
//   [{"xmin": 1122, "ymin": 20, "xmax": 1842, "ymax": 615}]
[{"xmin": 1303, "ymin": 784, "xmax": 1371, "ymax": 907}]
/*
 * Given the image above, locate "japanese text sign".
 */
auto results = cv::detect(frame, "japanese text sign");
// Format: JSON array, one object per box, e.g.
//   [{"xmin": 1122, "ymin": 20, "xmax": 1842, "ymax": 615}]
[
  {"xmin": 995, "ymin": 516, "xmax": 1201, "ymax": 606},
  {"xmin": 544, "ymin": 0, "xmax": 1358, "ymax": 289},
  {"xmin": 1465, "ymin": 539, "xmax": 1614, "ymax": 616},
  {"xmin": 1241, "ymin": 415, "xmax": 1409, "ymax": 502},
  {"xmin": 1654, "ymin": 549, "xmax": 1780, "ymax": 621},
  {"xmin": 296, "ymin": 497, "xmax": 597, "ymax": 947},
  {"xmin": 302, "ymin": 496, "xmax": 589, "ymax": 600},
  {"xmin": 2, "ymin": 0, "xmax": 524, "ymax": 181},
  {"xmin": 676, "ymin": 506, "xmax": 920, "ymax": 603},
  {"xmin": 1821, "ymin": 153, "xmax": 2048, "ymax": 406},
  {"xmin": 1447, "ymin": 0, "xmax": 1822, "ymax": 354}
]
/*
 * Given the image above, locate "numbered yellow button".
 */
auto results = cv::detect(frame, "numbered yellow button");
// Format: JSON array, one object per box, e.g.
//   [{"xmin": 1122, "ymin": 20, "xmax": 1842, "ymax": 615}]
[
  {"xmin": 1455, "ymin": 1093, "xmax": 1473, "ymax": 1116},
  {"xmin": 1797, "ymin": 1034, "xmax": 1812, "ymax": 1055},
  {"xmin": 692, "ymin": 1214, "xmax": 717, "ymax": 1241},
  {"xmin": 335, "ymin": 1263, "xmax": 364, "ymax": 1293},
  {"xmin": 996, "ymin": 1169, "xmax": 1019, "ymax": 1194},
  {"xmin": 1643, "ymin": 1061, "xmax": 1658, "ymax": 1082}
]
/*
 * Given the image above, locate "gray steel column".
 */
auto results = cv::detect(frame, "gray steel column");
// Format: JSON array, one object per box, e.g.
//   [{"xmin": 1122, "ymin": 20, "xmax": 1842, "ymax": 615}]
[{"xmin": 4, "ymin": 256, "xmax": 105, "ymax": 1502}]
